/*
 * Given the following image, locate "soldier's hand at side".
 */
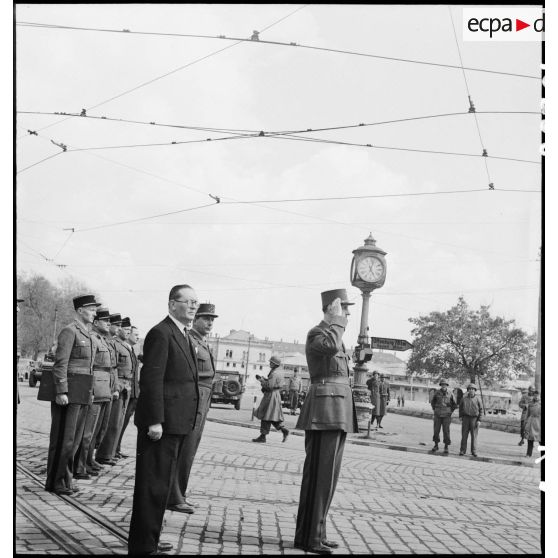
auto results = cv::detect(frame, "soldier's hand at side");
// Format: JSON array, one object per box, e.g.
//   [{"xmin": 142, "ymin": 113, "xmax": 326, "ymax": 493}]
[
  {"xmin": 330, "ymin": 298, "xmax": 343, "ymax": 317},
  {"xmin": 148, "ymin": 423, "xmax": 163, "ymax": 441},
  {"xmin": 55, "ymin": 394, "xmax": 68, "ymax": 406},
  {"xmin": 112, "ymin": 391, "xmax": 119, "ymax": 400}
]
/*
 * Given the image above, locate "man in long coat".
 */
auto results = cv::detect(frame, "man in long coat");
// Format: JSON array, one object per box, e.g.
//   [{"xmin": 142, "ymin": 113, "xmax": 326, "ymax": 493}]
[
  {"xmin": 518, "ymin": 387, "xmax": 534, "ymax": 445},
  {"xmin": 525, "ymin": 391, "xmax": 541, "ymax": 457},
  {"xmin": 252, "ymin": 356, "xmax": 289, "ymax": 443},
  {"xmin": 366, "ymin": 371, "xmax": 381, "ymax": 427},
  {"xmin": 294, "ymin": 289, "xmax": 358, "ymax": 555},
  {"xmin": 377, "ymin": 373, "xmax": 391, "ymax": 428},
  {"xmin": 128, "ymin": 284, "xmax": 200, "ymax": 555}
]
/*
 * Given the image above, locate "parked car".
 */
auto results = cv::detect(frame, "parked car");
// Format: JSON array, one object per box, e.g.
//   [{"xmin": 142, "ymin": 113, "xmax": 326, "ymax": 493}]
[
  {"xmin": 17, "ymin": 358, "xmax": 36, "ymax": 383},
  {"xmin": 29, "ymin": 352, "xmax": 55, "ymax": 387},
  {"xmin": 211, "ymin": 371, "xmax": 245, "ymax": 410}
]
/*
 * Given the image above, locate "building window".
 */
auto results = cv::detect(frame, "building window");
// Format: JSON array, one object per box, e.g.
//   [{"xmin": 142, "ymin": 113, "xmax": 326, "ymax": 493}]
[
  {"xmin": 225, "ymin": 349, "xmax": 234, "ymax": 359},
  {"xmin": 259, "ymin": 365, "xmax": 263, "ymax": 370},
  {"xmin": 226, "ymin": 362, "xmax": 230, "ymax": 367},
  {"xmin": 233, "ymin": 363, "xmax": 236, "ymax": 368}
]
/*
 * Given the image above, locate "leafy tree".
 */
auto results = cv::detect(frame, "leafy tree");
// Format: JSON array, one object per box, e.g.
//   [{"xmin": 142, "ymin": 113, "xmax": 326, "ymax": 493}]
[
  {"xmin": 17, "ymin": 272, "xmax": 95, "ymax": 359},
  {"xmin": 407, "ymin": 297, "xmax": 536, "ymax": 386}
]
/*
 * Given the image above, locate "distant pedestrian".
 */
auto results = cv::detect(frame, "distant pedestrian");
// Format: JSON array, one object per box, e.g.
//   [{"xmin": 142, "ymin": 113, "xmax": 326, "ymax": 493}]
[
  {"xmin": 377, "ymin": 374, "xmax": 390, "ymax": 428},
  {"xmin": 288, "ymin": 370, "xmax": 302, "ymax": 415},
  {"xmin": 518, "ymin": 387, "xmax": 534, "ymax": 446},
  {"xmin": 252, "ymin": 356, "xmax": 289, "ymax": 443},
  {"xmin": 430, "ymin": 379, "xmax": 457, "ymax": 454},
  {"xmin": 397, "ymin": 395, "xmax": 401, "ymax": 407},
  {"xmin": 401, "ymin": 395, "xmax": 405, "ymax": 407},
  {"xmin": 366, "ymin": 371, "xmax": 381, "ymax": 427},
  {"xmin": 525, "ymin": 391, "xmax": 541, "ymax": 457},
  {"xmin": 459, "ymin": 384, "xmax": 483, "ymax": 457}
]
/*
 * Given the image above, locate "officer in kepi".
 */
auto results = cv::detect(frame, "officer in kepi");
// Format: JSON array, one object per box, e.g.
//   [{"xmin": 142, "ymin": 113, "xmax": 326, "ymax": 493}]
[
  {"xmin": 294, "ymin": 289, "xmax": 358, "ymax": 555},
  {"xmin": 430, "ymin": 379, "xmax": 457, "ymax": 454},
  {"xmin": 41, "ymin": 294, "xmax": 100, "ymax": 495}
]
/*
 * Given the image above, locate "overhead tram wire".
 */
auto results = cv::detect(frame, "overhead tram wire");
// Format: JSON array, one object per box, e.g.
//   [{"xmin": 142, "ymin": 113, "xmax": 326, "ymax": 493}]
[
  {"xmin": 17, "ymin": 20, "xmax": 538, "ymax": 80},
  {"xmin": 18, "ymin": 109, "xmax": 540, "ymax": 138},
  {"xmin": 448, "ymin": 7, "xmax": 492, "ymax": 188},
  {"xmin": 16, "ymin": 5, "xmax": 308, "ymax": 139}
]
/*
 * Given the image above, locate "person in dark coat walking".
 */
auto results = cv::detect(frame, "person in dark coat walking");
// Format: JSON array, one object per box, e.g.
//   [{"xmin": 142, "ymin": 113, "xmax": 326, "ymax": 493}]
[
  {"xmin": 252, "ymin": 356, "xmax": 289, "ymax": 443},
  {"xmin": 366, "ymin": 371, "xmax": 381, "ymax": 428},
  {"xmin": 525, "ymin": 391, "xmax": 541, "ymax": 457},
  {"xmin": 377, "ymin": 373, "xmax": 390, "ymax": 428},
  {"xmin": 128, "ymin": 284, "xmax": 200, "ymax": 555},
  {"xmin": 294, "ymin": 289, "xmax": 358, "ymax": 555},
  {"xmin": 459, "ymin": 384, "xmax": 483, "ymax": 457}
]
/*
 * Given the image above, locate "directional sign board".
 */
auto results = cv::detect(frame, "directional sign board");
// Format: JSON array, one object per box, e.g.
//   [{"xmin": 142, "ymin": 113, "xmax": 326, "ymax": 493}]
[{"xmin": 371, "ymin": 337, "xmax": 413, "ymax": 351}]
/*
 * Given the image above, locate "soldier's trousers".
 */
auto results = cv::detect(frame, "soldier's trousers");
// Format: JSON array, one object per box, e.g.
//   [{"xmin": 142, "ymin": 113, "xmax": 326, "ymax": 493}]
[
  {"xmin": 460, "ymin": 416, "xmax": 479, "ymax": 454},
  {"xmin": 260, "ymin": 420, "xmax": 286, "ymax": 436},
  {"xmin": 128, "ymin": 431, "xmax": 185, "ymax": 555},
  {"xmin": 116, "ymin": 397, "xmax": 137, "ymax": 454},
  {"xmin": 295, "ymin": 430, "xmax": 346, "ymax": 549},
  {"xmin": 87, "ymin": 399, "xmax": 112, "ymax": 466},
  {"xmin": 433, "ymin": 416, "xmax": 451, "ymax": 445},
  {"xmin": 289, "ymin": 390, "xmax": 299, "ymax": 412},
  {"xmin": 74, "ymin": 402, "xmax": 102, "ymax": 474},
  {"xmin": 45, "ymin": 402, "xmax": 88, "ymax": 491},
  {"xmin": 167, "ymin": 386, "xmax": 212, "ymax": 507},
  {"xmin": 520, "ymin": 418, "xmax": 527, "ymax": 439},
  {"xmin": 97, "ymin": 390, "xmax": 129, "ymax": 460}
]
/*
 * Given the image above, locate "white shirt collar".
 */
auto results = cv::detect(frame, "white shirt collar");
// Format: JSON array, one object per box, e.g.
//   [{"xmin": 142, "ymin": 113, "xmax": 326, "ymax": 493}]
[{"xmin": 168, "ymin": 314, "xmax": 189, "ymax": 336}]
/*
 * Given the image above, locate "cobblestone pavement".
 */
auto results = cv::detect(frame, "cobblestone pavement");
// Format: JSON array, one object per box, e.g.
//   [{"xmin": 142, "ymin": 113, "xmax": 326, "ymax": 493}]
[{"xmin": 16, "ymin": 386, "xmax": 542, "ymax": 554}]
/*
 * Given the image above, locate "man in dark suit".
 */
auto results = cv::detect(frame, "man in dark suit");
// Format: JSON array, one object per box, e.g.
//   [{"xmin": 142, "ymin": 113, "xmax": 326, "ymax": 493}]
[
  {"xmin": 128, "ymin": 285, "xmax": 200, "ymax": 555},
  {"xmin": 295, "ymin": 289, "xmax": 358, "ymax": 555}
]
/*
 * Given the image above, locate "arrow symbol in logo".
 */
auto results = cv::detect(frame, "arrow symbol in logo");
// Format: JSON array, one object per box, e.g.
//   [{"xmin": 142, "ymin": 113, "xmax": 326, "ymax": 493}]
[{"xmin": 516, "ymin": 19, "xmax": 530, "ymax": 31}]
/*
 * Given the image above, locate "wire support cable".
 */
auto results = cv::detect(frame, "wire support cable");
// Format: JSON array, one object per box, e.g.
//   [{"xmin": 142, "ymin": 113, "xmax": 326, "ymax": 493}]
[{"xmin": 17, "ymin": 19, "xmax": 538, "ymax": 79}]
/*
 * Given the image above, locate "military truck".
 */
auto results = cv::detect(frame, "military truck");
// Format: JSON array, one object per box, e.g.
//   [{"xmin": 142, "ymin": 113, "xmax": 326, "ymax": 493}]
[{"xmin": 210, "ymin": 371, "xmax": 245, "ymax": 410}]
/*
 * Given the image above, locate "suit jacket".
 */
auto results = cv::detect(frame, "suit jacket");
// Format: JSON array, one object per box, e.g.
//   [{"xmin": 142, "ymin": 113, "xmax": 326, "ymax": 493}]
[
  {"xmin": 134, "ymin": 316, "xmax": 200, "ymax": 435},
  {"xmin": 296, "ymin": 316, "xmax": 358, "ymax": 432}
]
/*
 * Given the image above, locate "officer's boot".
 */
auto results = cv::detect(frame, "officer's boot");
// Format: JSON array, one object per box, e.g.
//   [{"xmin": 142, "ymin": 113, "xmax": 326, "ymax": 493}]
[
  {"xmin": 518, "ymin": 438, "xmax": 525, "ymax": 446},
  {"xmin": 431, "ymin": 443, "xmax": 439, "ymax": 452},
  {"xmin": 443, "ymin": 444, "xmax": 449, "ymax": 454},
  {"xmin": 281, "ymin": 427, "xmax": 290, "ymax": 443},
  {"xmin": 252, "ymin": 434, "xmax": 266, "ymax": 443}
]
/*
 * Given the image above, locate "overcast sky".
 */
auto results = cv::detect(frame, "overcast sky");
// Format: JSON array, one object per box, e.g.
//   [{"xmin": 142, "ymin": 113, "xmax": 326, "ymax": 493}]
[{"xmin": 15, "ymin": 4, "xmax": 542, "ymax": 354}]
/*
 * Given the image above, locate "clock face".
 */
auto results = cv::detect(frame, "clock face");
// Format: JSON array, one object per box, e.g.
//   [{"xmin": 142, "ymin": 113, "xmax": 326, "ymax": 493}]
[{"xmin": 356, "ymin": 256, "xmax": 384, "ymax": 282}]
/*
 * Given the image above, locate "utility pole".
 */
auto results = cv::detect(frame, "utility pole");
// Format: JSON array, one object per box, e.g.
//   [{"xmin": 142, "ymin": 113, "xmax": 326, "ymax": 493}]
[
  {"xmin": 52, "ymin": 307, "xmax": 58, "ymax": 347},
  {"xmin": 535, "ymin": 246, "xmax": 542, "ymax": 393}
]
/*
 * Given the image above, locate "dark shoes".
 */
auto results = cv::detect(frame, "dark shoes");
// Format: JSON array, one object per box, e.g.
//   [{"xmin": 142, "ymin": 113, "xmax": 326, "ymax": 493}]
[
  {"xmin": 167, "ymin": 503, "xmax": 195, "ymax": 514},
  {"xmin": 115, "ymin": 451, "xmax": 129, "ymax": 459},
  {"xmin": 96, "ymin": 458, "xmax": 117, "ymax": 466},
  {"xmin": 443, "ymin": 445, "xmax": 449, "ymax": 454},
  {"xmin": 282, "ymin": 428, "xmax": 290, "ymax": 443},
  {"xmin": 51, "ymin": 488, "xmax": 73, "ymax": 496},
  {"xmin": 86, "ymin": 468, "xmax": 99, "ymax": 476},
  {"xmin": 74, "ymin": 473, "xmax": 91, "ymax": 480},
  {"xmin": 378, "ymin": 425, "xmax": 384, "ymax": 429},
  {"xmin": 322, "ymin": 540, "xmax": 339, "ymax": 548},
  {"xmin": 459, "ymin": 451, "xmax": 465, "ymax": 456},
  {"xmin": 184, "ymin": 498, "xmax": 199, "ymax": 508},
  {"xmin": 158, "ymin": 541, "xmax": 173, "ymax": 552},
  {"xmin": 518, "ymin": 439, "xmax": 525, "ymax": 446},
  {"xmin": 294, "ymin": 542, "xmax": 335, "ymax": 554},
  {"xmin": 252, "ymin": 435, "xmax": 266, "ymax": 443},
  {"xmin": 472, "ymin": 453, "xmax": 478, "ymax": 457},
  {"xmin": 431, "ymin": 444, "xmax": 439, "ymax": 452}
]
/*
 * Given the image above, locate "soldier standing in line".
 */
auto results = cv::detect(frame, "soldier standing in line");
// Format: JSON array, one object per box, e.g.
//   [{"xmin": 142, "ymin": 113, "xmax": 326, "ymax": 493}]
[
  {"xmin": 288, "ymin": 370, "xmax": 302, "ymax": 416},
  {"xmin": 74, "ymin": 308, "xmax": 113, "ymax": 478},
  {"xmin": 96, "ymin": 317, "xmax": 134, "ymax": 465},
  {"xmin": 294, "ymin": 290, "xmax": 358, "ymax": 555},
  {"xmin": 115, "ymin": 325, "xmax": 140, "ymax": 459},
  {"xmin": 166, "ymin": 303, "xmax": 218, "ymax": 513},
  {"xmin": 376, "ymin": 373, "xmax": 391, "ymax": 428},
  {"xmin": 430, "ymin": 379, "xmax": 457, "ymax": 454},
  {"xmin": 518, "ymin": 387, "xmax": 534, "ymax": 446},
  {"xmin": 41, "ymin": 294, "xmax": 100, "ymax": 495},
  {"xmin": 88, "ymin": 313, "xmax": 121, "ymax": 469},
  {"xmin": 459, "ymin": 384, "xmax": 483, "ymax": 457},
  {"xmin": 252, "ymin": 356, "xmax": 290, "ymax": 443}
]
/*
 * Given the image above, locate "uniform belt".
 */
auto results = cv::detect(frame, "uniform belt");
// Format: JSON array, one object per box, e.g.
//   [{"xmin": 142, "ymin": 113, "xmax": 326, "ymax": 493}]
[
  {"xmin": 67, "ymin": 367, "xmax": 92, "ymax": 374},
  {"xmin": 311, "ymin": 376, "xmax": 349, "ymax": 385},
  {"xmin": 93, "ymin": 367, "xmax": 112, "ymax": 372}
]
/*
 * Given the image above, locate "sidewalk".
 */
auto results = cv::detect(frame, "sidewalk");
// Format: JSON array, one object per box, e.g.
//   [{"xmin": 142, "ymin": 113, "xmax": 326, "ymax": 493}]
[{"xmin": 207, "ymin": 402, "xmax": 537, "ymax": 467}]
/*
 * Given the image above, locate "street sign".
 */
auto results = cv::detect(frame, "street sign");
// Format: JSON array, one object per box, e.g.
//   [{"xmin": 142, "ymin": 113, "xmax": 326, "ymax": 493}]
[{"xmin": 371, "ymin": 337, "xmax": 413, "ymax": 351}]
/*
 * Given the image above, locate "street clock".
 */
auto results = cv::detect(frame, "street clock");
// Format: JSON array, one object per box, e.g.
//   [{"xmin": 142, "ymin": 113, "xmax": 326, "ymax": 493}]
[{"xmin": 350, "ymin": 233, "xmax": 387, "ymax": 291}]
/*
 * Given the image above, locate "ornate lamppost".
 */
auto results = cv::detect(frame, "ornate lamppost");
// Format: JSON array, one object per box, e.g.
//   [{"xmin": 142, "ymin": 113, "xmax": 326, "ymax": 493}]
[{"xmin": 350, "ymin": 233, "xmax": 387, "ymax": 425}]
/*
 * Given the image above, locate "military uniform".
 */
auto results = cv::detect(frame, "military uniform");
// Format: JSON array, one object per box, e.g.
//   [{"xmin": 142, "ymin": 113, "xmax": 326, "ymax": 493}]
[
  {"xmin": 459, "ymin": 385, "xmax": 483, "ymax": 456},
  {"xmin": 96, "ymin": 329, "xmax": 134, "ymax": 461},
  {"xmin": 43, "ymin": 295, "xmax": 99, "ymax": 493},
  {"xmin": 115, "ymin": 344, "xmax": 140, "ymax": 456},
  {"xmin": 295, "ymin": 289, "xmax": 357, "ymax": 553},
  {"xmin": 431, "ymin": 384, "xmax": 457, "ymax": 449},
  {"xmin": 74, "ymin": 329, "xmax": 112, "ymax": 476},
  {"xmin": 167, "ymin": 321, "xmax": 216, "ymax": 508},
  {"xmin": 518, "ymin": 391, "xmax": 533, "ymax": 444},
  {"xmin": 254, "ymin": 365, "xmax": 289, "ymax": 439},
  {"xmin": 288, "ymin": 376, "xmax": 302, "ymax": 415}
]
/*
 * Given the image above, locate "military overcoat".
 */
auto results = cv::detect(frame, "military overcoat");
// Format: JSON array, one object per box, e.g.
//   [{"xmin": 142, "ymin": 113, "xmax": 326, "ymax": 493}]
[{"xmin": 255, "ymin": 368, "xmax": 285, "ymax": 421}]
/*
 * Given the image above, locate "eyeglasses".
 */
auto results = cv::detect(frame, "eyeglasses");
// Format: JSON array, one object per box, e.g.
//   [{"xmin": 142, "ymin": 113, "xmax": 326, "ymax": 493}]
[{"xmin": 172, "ymin": 299, "xmax": 199, "ymax": 307}]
